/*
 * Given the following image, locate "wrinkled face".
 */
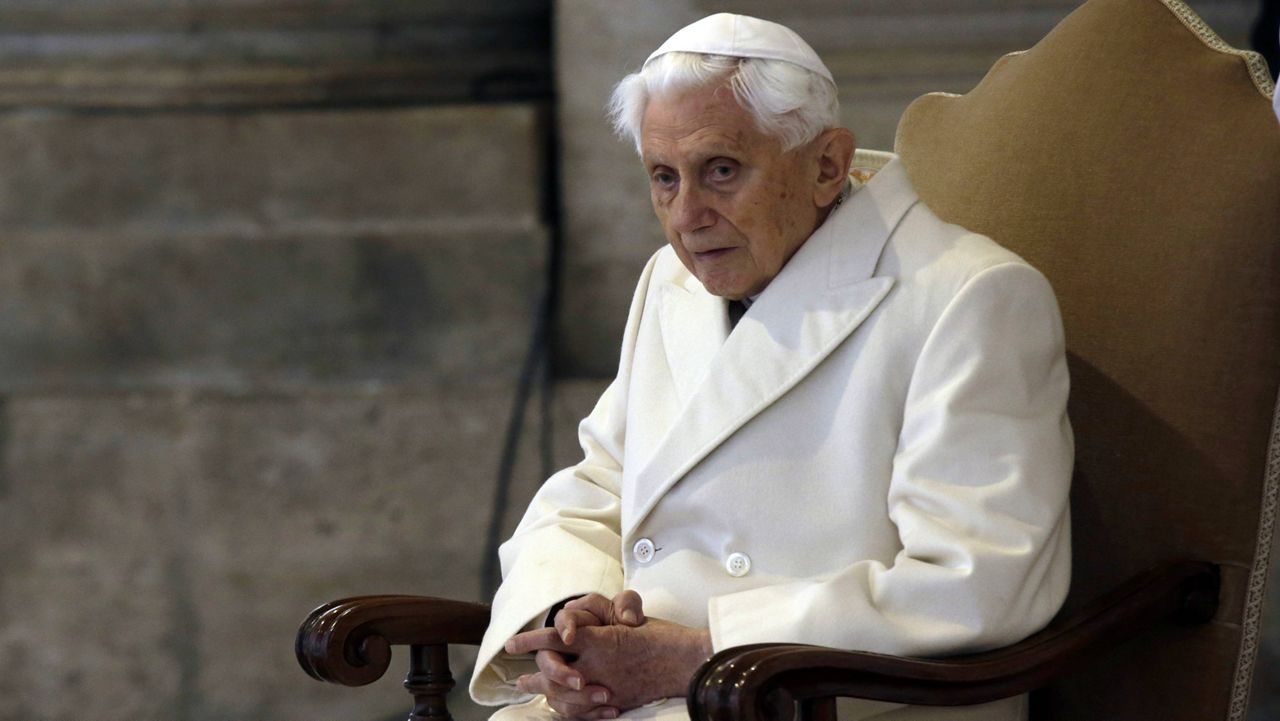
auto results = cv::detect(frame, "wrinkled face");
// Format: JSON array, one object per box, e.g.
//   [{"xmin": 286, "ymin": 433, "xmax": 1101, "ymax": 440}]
[{"xmin": 641, "ymin": 83, "xmax": 822, "ymax": 300}]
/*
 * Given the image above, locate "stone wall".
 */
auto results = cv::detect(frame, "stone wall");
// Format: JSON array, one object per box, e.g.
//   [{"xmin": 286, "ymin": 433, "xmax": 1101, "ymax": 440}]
[
  {"xmin": 0, "ymin": 104, "xmax": 556, "ymax": 721},
  {"xmin": 0, "ymin": 2, "xmax": 564, "ymax": 720},
  {"xmin": 0, "ymin": 0, "xmax": 551, "ymax": 108}
]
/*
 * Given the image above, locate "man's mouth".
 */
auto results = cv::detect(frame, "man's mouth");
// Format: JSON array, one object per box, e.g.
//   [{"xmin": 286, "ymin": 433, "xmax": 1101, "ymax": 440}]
[{"xmin": 693, "ymin": 247, "xmax": 735, "ymax": 261}]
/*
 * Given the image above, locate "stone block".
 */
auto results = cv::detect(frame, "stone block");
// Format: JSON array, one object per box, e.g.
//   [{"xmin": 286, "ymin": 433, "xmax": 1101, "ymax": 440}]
[
  {"xmin": 688, "ymin": 0, "xmax": 1253, "ymax": 49},
  {"xmin": 0, "ymin": 104, "xmax": 543, "ymax": 231},
  {"xmin": 0, "ymin": 386, "xmax": 558, "ymax": 720},
  {"xmin": 0, "ymin": 395, "xmax": 190, "ymax": 720},
  {"xmin": 0, "ymin": 226, "xmax": 548, "ymax": 393},
  {"xmin": 493, "ymin": 376, "xmax": 612, "ymax": 540},
  {"xmin": 552, "ymin": 0, "xmax": 673, "ymax": 377},
  {"xmin": 182, "ymin": 391, "xmax": 511, "ymax": 720},
  {"xmin": 0, "ymin": 0, "xmax": 549, "ymax": 31},
  {"xmin": 0, "ymin": 378, "xmax": 611, "ymax": 721},
  {"xmin": 0, "ymin": 2, "xmax": 552, "ymax": 108},
  {"xmin": 0, "ymin": 32, "xmax": 552, "ymax": 109}
]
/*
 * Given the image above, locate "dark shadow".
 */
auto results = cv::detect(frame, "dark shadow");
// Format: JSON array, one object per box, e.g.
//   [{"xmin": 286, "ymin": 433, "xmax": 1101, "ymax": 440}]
[
  {"xmin": 1032, "ymin": 352, "xmax": 1255, "ymax": 720},
  {"xmin": 1253, "ymin": 0, "xmax": 1280, "ymax": 80}
]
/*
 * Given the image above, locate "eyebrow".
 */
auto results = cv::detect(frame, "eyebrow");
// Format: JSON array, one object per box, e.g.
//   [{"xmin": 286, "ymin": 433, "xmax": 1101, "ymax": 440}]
[{"xmin": 644, "ymin": 145, "xmax": 743, "ymax": 169}]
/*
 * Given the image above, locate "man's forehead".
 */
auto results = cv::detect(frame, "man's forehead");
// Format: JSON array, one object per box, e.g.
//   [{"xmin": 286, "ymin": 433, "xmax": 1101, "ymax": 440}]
[{"xmin": 640, "ymin": 88, "xmax": 758, "ymax": 163}]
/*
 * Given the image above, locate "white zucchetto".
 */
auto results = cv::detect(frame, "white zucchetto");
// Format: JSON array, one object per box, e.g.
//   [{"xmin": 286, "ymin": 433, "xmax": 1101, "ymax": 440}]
[{"xmin": 645, "ymin": 13, "xmax": 834, "ymax": 84}]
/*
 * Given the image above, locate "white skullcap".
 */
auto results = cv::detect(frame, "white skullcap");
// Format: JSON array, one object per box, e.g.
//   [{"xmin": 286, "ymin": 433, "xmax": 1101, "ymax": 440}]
[{"xmin": 645, "ymin": 13, "xmax": 834, "ymax": 84}]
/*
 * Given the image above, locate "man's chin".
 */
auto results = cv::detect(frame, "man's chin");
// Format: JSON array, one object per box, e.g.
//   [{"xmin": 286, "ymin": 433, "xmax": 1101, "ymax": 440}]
[
  {"xmin": 693, "ymin": 260, "xmax": 770, "ymax": 299},
  {"xmin": 696, "ymin": 276, "xmax": 733, "ymax": 297},
  {"xmin": 703, "ymin": 284, "xmax": 751, "ymax": 301}
]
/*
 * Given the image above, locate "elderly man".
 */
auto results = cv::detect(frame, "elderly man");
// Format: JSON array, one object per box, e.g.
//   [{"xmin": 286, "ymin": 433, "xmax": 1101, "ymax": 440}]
[{"xmin": 470, "ymin": 13, "xmax": 1072, "ymax": 721}]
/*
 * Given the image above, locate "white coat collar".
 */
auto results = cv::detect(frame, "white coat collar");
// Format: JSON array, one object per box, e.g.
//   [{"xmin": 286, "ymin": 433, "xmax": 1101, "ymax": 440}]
[{"xmin": 623, "ymin": 158, "xmax": 919, "ymax": 541}]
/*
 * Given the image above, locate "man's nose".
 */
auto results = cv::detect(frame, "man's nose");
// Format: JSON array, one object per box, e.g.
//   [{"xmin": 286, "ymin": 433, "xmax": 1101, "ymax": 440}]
[{"xmin": 669, "ymin": 183, "xmax": 716, "ymax": 234}]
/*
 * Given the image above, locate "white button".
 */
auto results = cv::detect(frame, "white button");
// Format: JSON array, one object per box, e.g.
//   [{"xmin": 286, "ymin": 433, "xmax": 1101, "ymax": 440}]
[
  {"xmin": 725, "ymin": 552, "xmax": 751, "ymax": 577},
  {"xmin": 633, "ymin": 538, "xmax": 656, "ymax": 564}
]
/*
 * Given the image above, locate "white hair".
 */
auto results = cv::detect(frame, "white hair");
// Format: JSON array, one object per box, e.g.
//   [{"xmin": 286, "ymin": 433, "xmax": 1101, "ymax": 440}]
[{"xmin": 607, "ymin": 51, "xmax": 840, "ymax": 155}]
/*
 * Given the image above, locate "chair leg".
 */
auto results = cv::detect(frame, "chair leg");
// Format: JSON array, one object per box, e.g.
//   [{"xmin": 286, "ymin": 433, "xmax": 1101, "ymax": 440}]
[{"xmin": 405, "ymin": 644, "xmax": 455, "ymax": 721}]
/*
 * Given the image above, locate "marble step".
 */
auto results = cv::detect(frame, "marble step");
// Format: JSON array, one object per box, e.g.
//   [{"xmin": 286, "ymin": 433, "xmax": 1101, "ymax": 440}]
[
  {"xmin": 0, "ymin": 380, "xmax": 599, "ymax": 720},
  {"xmin": 0, "ymin": 103, "xmax": 545, "ymax": 231},
  {"xmin": 0, "ymin": 225, "xmax": 548, "ymax": 393}
]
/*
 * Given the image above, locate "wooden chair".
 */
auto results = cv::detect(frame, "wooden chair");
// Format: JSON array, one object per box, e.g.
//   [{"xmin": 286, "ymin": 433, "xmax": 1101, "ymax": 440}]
[{"xmin": 295, "ymin": 1, "xmax": 1280, "ymax": 719}]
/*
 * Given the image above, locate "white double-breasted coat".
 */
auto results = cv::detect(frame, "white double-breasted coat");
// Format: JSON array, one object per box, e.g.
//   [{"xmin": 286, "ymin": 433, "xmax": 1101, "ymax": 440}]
[{"xmin": 470, "ymin": 157, "xmax": 1073, "ymax": 721}]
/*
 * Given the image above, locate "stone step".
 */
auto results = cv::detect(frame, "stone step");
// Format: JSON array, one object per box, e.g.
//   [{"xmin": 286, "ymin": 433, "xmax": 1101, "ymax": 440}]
[
  {"xmin": 0, "ymin": 225, "xmax": 548, "ymax": 393},
  {"xmin": 0, "ymin": 379, "xmax": 604, "ymax": 720},
  {"xmin": 725, "ymin": 0, "xmax": 1254, "ymax": 50},
  {"xmin": 0, "ymin": 1, "xmax": 552, "ymax": 108},
  {"xmin": 0, "ymin": 103, "xmax": 545, "ymax": 231},
  {"xmin": 0, "ymin": 53, "xmax": 552, "ymax": 109},
  {"xmin": 0, "ymin": 0, "xmax": 548, "ymax": 31}
]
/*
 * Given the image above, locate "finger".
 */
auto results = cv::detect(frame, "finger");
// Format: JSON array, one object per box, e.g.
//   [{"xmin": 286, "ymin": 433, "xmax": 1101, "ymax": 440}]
[
  {"xmin": 555, "ymin": 608, "xmax": 605, "ymax": 644},
  {"xmin": 546, "ymin": 697, "xmax": 619, "ymax": 720},
  {"xmin": 540, "ymin": 677, "xmax": 615, "ymax": 708},
  {"xmin": 535, "ymin": 649, "xmax": 584, "ymax": 691},
  {"xmin": 610, "ymin": 589, "xmax": 645, "ymax": 626},
  {"xmin": 563, "ymin": 593, "xmax": 615, "ymax": 624},
  {"xmin": 547, "ymin": 701, "xmax": 616, "ymax": 721},
  {"xmin": 506, "ymin": 627, "xmax": 572, "ymax": 656},
  {"xmin": 518, "ymin": 673, "xmax": 618, "ymax": 719},
  {"xmin": 515, "ymin": 672, "xmax": 548, "ymax": 696}
]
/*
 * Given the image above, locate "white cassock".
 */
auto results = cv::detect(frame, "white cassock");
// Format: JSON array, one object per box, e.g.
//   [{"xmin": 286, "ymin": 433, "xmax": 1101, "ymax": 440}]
[
  {"xmin": 469, "ymin": 156, "xmax": 1073, "ymax": 721},
  {"xmin": 1273, "ymin": 77, "xmax": 1279, "ymax": 124}
]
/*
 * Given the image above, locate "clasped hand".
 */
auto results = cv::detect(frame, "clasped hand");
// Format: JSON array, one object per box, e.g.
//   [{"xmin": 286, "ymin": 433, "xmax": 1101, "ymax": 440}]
[{"xmin": 504, "ymin": 591, "xmax": 713, "ymax": 720}]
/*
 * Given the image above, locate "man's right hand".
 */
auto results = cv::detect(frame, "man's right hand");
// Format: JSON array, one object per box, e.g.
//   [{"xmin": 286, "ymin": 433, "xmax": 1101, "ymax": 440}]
[
  {"xmin": 508, "ymin": 591, "xmax": 646, "ymax": 719},
  {"xmin": 555, "ymin": 591, "xmax": 646, "ymax": 644}
]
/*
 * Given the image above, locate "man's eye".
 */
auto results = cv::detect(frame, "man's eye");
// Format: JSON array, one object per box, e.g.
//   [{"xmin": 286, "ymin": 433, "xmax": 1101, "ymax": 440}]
[
  {"xmin": 652, "ymin": 171, "xmax": 676, "ymax": 187},
  {"xmin": 710, "ymin": 164, "xmax": 736, "ymax": 180}
]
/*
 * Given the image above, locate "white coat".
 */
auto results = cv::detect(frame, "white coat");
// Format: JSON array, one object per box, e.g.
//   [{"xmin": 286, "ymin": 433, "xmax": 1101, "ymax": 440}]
[{"xmin": 470, "ymin": 157, "xmax": 1073, "ymax": 721}]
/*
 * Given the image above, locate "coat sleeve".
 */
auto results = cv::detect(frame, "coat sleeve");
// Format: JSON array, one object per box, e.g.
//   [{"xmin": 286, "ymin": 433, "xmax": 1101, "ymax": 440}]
[
  {"xmin": 706, "ymin": 260, "xmax": 1073, "ymax": 657},
  {"xmin": 468, "ymin": 249, "xmax": 665, "ymax": 706}
]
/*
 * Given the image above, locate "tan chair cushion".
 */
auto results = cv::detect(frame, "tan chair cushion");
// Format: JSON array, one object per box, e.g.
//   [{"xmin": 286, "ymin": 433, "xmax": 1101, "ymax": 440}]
[{"xmin": 894, "ymin": 1, "xmax": 1280, "ymax": 719}]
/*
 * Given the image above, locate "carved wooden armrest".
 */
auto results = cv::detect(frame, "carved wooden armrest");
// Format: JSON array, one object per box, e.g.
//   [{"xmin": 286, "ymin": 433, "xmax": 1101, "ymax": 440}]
[
  {"xmin": 296, "ymin": 595, "xmax": 491, "ymax": 721},
  {"xmin": 687, "ymin": 561, "xmax": 1219, "ymax": 721}
]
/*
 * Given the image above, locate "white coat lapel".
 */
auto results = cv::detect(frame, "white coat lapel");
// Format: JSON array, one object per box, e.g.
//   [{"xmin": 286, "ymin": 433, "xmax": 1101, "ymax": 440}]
[
  {"xmin": 658, "ymin": 277, "xmax": 730, "ymax": 406},
  {"xmin": 622, "ymin": 159, "xmax": 920, "ymax": 541}
]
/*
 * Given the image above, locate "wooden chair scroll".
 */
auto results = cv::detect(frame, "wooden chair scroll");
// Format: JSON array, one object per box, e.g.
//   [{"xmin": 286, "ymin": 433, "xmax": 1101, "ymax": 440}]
[
  {"xmin": 295, "ymin": 562, "xmax": 1215, "ymax": 721},
  {"xmin": 296, "ymin": 595, "xmax": 490, "ymax": 721},
  {"xmin": 687, "ymin": 561, "xmax": 1219, "ymax": 721}
]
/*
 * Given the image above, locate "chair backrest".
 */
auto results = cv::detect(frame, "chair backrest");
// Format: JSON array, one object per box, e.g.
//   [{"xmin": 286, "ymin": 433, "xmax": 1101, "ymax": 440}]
[{"xmin": 893, "ymin": 1, "xmax": 1280, "ymax": 719}]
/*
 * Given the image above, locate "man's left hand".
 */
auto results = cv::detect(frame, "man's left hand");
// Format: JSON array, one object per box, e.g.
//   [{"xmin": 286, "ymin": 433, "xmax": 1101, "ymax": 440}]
[{"xmin": 507, "ymin": 616, "xmax": 713, "ymax": 714}]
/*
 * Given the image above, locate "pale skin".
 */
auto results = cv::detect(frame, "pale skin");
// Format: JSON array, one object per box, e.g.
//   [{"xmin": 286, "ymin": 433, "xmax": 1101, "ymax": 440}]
[
  {"xmin": 505, "ymin": 591, "xmax": 708, "ymax": 719},
  {"xmin": 504, "ymin": 79, "xmax": 856, "ymax": 719},
  {"xmin": 643, "ymin": 80, "xmax": 855, "ymax": 301}
]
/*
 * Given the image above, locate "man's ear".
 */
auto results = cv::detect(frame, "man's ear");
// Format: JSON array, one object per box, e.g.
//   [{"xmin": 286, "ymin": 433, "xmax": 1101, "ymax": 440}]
[{"xmin": 812, "ymin": 128, "xmax": 856, "ymax": 208}]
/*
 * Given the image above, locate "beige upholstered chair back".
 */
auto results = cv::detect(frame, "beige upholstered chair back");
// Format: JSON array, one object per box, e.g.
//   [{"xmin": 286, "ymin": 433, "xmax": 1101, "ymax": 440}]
[{"xmin": 893, "ymin": 1, "xmax": 1279, "ymax": 718}]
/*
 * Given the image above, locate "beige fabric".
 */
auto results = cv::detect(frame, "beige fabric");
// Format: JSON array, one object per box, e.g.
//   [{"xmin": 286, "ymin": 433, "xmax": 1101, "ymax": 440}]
[{"xmin": 894, "ymin": 0, "xmax": 1280, "ymax": 719}]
